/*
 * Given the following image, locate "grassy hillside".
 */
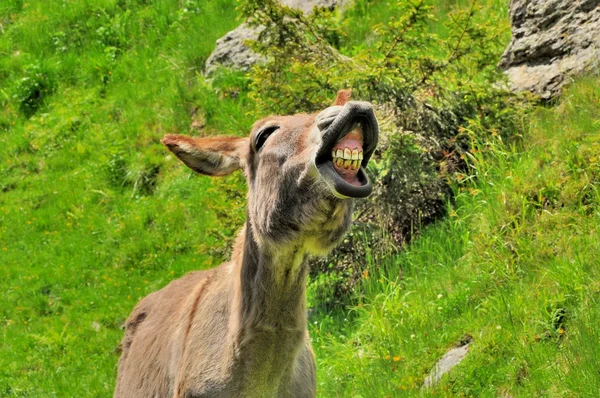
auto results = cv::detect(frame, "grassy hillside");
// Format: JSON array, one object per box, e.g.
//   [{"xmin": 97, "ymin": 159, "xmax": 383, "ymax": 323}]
[
  {"xmin": 0, "ymin": 0, "xmax": 247, "ymax": 394},
  {"xmin": 313, "ymin": 79, "xmax": 600, "ymax": 396},
  {"xmin": 2, "ymin": 0, "xmax": 598, "ymax": 397}
]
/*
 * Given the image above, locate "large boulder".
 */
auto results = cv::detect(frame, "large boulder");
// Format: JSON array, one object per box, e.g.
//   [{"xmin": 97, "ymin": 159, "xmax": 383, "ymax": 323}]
[
  {"xmin": 204, "ymin": 23, "xmax": 265, "ymax": 76},
  {"xmin": 205, "ymin": 0, "xmax": 348, "ymax": 75},
  {"xmin": 499, "ymin": 0, "xmax": 600, "ymax": 99}
]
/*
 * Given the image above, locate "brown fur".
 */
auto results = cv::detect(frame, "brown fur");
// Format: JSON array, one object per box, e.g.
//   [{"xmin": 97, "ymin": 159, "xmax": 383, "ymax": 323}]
[
  {"xmin": 115, "ymin": 92, "xmax": 360, "ymax": 397},
  {"xmin": 333, "ymin": 89, "xmax": 352, "ymax": 106}
]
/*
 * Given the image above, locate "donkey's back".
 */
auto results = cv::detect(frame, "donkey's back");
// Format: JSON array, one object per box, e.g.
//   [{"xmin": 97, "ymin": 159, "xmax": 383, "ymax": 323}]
[{"xmin": 115, "ymin": 269, "xmax": 214, "ymax": 397}]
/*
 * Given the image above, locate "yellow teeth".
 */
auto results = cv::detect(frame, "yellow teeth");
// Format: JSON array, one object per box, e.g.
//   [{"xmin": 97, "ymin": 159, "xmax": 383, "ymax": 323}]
[
  {"xmin": 332, "ymin": 157, "xmax": 360, "ymax": 170},
  {"xmin": 332, "ymin": 148, "xmax": 362, "ymax": 170},
  {"xmin": 332, "ymin": 148, "xmax": 363, "ymax": 160},
  {"xmin": 332, "ymin": 147, "xmax": 363, "ymax": 170}
]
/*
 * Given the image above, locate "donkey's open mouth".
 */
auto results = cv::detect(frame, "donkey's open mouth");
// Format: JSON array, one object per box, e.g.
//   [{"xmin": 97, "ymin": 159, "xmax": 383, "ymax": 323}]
[{"xmin": 315, "ymin": 101, "xmax": 379, "ymax": 198}]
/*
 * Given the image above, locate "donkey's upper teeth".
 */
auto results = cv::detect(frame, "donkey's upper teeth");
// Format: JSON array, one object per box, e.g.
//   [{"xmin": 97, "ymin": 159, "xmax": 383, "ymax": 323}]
[{"xmin": 332, "ymin": 147, "xmax": 364, "ymax": 161}]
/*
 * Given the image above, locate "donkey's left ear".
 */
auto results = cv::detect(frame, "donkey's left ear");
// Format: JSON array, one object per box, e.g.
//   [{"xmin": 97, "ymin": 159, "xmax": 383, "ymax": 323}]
[
  {"xmin": 162, "ymin": 134, "xmax": 249, "ymax": 176},
  {"xmin": 333, "ymin": 89, "xmax": 352, "ymax": 106}
]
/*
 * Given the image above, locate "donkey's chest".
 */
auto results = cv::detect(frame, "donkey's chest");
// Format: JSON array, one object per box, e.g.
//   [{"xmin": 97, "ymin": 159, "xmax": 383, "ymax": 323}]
[{"xmin": 180, "ymin": 329, "xmax": 312, "ymax": 398}]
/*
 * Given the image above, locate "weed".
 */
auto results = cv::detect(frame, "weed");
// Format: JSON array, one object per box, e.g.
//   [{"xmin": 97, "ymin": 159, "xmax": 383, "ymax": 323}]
[{"xmin": 14, "ymin": 63, "xmax": 56, "ymax": 117}]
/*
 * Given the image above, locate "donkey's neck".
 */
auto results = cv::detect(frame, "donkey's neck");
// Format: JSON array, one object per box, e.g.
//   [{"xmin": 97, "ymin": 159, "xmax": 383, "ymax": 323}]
[
  {"xmin": 225, "ymin": 222, "xmax": 310, "ymax": 394},
  {"xmin": 232, "ymin": 221, "xmax": 309, "ymax": 333}
]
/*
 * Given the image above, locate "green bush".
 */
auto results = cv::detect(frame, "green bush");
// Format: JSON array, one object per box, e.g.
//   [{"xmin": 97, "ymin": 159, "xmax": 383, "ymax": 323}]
[
  {"xmin": 238, "ymin": 0, "xmax": 530, "ymax": 307},
  {"xmin": 14, "ymin": 62, "xmax": 56, "ymax": 117}
]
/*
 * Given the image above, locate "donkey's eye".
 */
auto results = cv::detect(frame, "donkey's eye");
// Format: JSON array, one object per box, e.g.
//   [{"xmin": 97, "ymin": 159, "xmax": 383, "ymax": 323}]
[{"xmin": 255, "ymin": 126, "xmax": 279, "ymax": 151}]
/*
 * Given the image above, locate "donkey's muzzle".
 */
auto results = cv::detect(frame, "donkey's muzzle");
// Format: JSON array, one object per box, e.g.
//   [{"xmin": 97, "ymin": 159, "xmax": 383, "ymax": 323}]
[{"xmin": 315, "ymin": 101, "xmax": 379, "ymax": 198}]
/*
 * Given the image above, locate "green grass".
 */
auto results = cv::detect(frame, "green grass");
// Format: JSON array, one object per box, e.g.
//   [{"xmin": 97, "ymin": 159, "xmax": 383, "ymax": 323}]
[
  {"xmin": 2, "ymin": 0, "xmax": 599, "ymax": 397},
  {"xmin": 339, "ymin": 0, "xmax": 510, "ymax": 56},
  {"xmin": 312, "ymin": 78, "xmax": 600, "ymax": 397},
  {"xmin": 0, "ymin": 0, "xmax": 249, "ymax": 394}
]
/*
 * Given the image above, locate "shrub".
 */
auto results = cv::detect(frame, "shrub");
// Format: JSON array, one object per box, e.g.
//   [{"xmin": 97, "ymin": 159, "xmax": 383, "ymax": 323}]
[
  {"xmin": 238, "ymin": 0, "xmax": 530, "ymax": 307},
  {"xmin": 14, "ymin": 63, "xmax": 56, "ymax": 117}
]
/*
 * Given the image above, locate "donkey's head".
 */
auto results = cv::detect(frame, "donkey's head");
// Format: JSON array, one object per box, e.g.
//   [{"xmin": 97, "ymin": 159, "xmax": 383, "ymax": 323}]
[{"xmin": 162, "ymin": 90, "xmax": 378, "ymax": 255}]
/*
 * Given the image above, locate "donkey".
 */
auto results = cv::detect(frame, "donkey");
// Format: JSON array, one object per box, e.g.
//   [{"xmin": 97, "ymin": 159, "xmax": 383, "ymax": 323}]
[{"xmin": 114, "ymin": 90, "xmax": 379, "ymax": 398}]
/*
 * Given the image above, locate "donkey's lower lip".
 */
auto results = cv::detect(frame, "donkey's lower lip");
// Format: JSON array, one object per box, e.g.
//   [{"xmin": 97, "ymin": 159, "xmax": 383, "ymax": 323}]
[{"xmin": 317, "ymin": 161, "xmax": 373, "ymax": 198}]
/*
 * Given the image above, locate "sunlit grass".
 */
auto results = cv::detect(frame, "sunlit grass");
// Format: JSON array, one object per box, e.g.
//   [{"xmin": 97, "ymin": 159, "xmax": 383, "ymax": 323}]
[
  {"xmin": 0, "ymin": 0, "xmax": 245, "ymax": 395},
  {"xmin": 2, "ymin": 0, "xmax": 599, "ymax": 396},
  {"xmin": 313, "ymin": 78, "xmax": 600, "ymax": 397}
]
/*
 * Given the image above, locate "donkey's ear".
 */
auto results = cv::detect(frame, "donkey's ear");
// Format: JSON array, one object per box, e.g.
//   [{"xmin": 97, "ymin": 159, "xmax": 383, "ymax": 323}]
[
  {"xmin": 333, "ymin": 89, "xmax": 352, "ymax": 106},
  {"xmin": 162, "ymin": 134, "xmax": 249, "ymax": 176}
]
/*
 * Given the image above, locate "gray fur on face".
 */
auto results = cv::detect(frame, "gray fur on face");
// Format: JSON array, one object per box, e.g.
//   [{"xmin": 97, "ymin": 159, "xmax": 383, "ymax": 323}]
[{"xmin": 246, "ymin": 112, "xmax": 354, "ymax": 255}]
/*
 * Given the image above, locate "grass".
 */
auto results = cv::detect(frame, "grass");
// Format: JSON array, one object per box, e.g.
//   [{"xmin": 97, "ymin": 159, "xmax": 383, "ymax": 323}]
[
  {"xmin": 339, "ymin": 0, "xmax": 510, "ymax": 56},
  {"xmin": 1, "ymin": 0, "xmax": 599, "ymax": 397},
  {"xmin": 0, "ymin": 0, "xmax": 248, "ymax": 394},
  {"xmin": 312, "ymin": 78, "xmax": 600, "ymax": 397}
]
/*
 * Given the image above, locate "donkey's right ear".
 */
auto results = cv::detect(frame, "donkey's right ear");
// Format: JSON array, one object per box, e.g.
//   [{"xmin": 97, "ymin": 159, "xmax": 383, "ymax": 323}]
[{"xmin": 162, "ymin": 134, "xmax": 249, "ymax": 176}]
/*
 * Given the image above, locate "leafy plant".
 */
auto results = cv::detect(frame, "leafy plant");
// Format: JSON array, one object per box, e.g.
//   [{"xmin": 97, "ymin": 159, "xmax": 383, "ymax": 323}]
[
  {"xmin": 13, "ymin": 63, "xmax": 56, "ymax": 117},
  {"xmin": 241, "ymin": 0, "xmax": 509, "ymax": 114},
  {"xmin": 238, "ymin": 0, "xmax": 528, "ymax": 306}
]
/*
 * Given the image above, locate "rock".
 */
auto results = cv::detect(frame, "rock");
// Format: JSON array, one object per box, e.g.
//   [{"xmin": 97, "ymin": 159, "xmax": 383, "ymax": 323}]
[
  {"xmin": 422, "ymin": 342, "xmax": 471, "ymax": 389},
  {"xmin": 499, "ymin": 0, "xmax": 600, "ymax": 99},
  {"xmin": 204, "ymin": 0, "xmax": 348, "ymax": 75},
  {"xmin": 204, "ymin": 23, "xmax": 265, "ymax": 76}
]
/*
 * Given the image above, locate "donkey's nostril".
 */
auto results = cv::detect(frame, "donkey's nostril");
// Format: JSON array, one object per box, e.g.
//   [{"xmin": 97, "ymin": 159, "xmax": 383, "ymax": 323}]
[
  {"xmin": 316, "ymin": 106, "xmax": 343, "ymax": 131},
  {"xmin": 317, "ymin": 116, "xmax": 337, "ymax": 131}
]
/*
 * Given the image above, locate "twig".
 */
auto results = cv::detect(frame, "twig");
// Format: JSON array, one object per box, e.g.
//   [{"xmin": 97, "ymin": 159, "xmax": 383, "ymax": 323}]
[{"xmin": 383, "ymin": 0, "xmax": 425, "ymax": 61}]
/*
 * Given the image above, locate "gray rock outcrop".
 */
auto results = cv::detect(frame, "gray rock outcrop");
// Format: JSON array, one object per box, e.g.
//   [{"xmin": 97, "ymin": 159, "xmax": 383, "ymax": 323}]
[
  {"xmin": 499, "ymin": 0, "xmax": 600, "ymax": 99},
  {"xmin": 204, "ymin": 23, "xmax": 265, "ymax": 76},
  {"xmin": 422, "ymin": 337, "xmax": 472, "ymax": 389},
  {"xmin": 205, "ymin": 0, "xmax": 348, "ymax": 75}
]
